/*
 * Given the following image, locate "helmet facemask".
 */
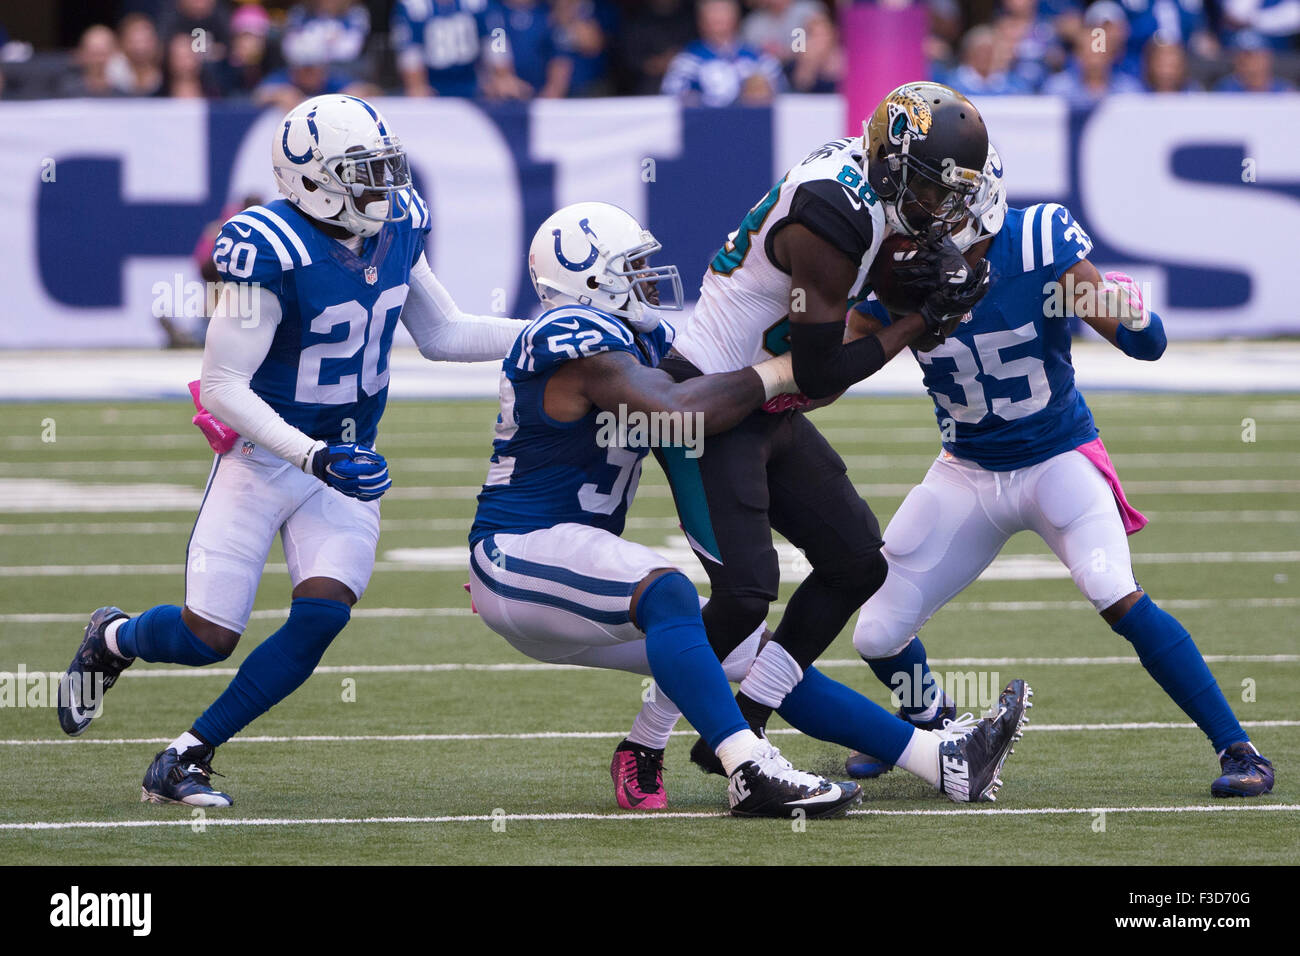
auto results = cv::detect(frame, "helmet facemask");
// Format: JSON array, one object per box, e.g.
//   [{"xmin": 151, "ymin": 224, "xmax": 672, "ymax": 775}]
[
  {"xmin": 600, "ymin": 236, "xmax": 684, "ymax": 329},
  {"xmin": 868, "ymin": 129, "xmax": 983, "ymax": 239},
  {"xmin": 950, "ymin": 143, "xmax": 1007, "ymax": 252},
  {"xmin": 324, "ymin": 142, "xmax": 413, "ymax": 237}
]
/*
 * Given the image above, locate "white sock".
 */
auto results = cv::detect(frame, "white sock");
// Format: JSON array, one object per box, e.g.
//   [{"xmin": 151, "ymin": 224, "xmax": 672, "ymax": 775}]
[
  {"xmin": 169, "ymin": 731, "xmax": 206, "ymax": 755},
  {"xmin": 738, "ymin": 641, "xmax": 804, "ymax": 709},
  {"xmin": 104, "ymin": 617, "xmax": 128, "ymax": 659},
  {"xmin": 627, "ymin": 685, "xmax": 681, "ymax": 751},
  {"xmin": 895, "ymin": 728, "xmax": 942, "ymax": 788},
  {"xmin": 715, "ymin": 728, "xmax": 762, "ymax": 776}
]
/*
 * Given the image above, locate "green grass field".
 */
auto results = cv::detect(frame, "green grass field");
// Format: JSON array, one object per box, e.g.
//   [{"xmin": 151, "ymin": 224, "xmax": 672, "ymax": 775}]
[{"xmin": 1, "ymin": 393, "xmax": 1297, "ymax": 865}]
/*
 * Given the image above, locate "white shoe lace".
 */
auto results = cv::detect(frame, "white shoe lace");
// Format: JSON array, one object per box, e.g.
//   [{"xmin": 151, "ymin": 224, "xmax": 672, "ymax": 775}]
[
  {"xmin": 751, "ymin": 740, "xmax": 828, "ymax": 790},
  {"xmin": 930, "ymin": 712, "xmax": 980, "ymax": 743}
]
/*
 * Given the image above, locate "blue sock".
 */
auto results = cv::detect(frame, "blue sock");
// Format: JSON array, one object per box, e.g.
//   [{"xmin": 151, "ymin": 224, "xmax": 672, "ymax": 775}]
[
  {"xmin": 116, "ymin": 605, "xmax": 226, "ymax": 666},
  {"xmin": 778, "ymin": 666, "xmax": 914, "ymax": 764},
  {"xmin": 638, "ymin": 573, "xmax": 749, "ymax": 752},
  {"xmin": 1112, "ymin": 593, "xmax": 1246, "ymax": 752},
  {"xmin": 865, "ymin": 636, "xmax": 940, "ymax": 718},
  {"xmin": 193, "ymin": 597, "xmax": 350, "ymax": 747}
]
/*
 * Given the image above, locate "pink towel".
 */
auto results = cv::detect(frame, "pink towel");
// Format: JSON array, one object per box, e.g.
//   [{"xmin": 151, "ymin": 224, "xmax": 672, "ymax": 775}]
[
  {"xmin": 187, "ymin": 380, "xmax": 240, "ymax": 455},
  {"xmin": 463, "ymin": 581, "xmax": 477, "ymax": 615},
  {"xmin": 1076, "ymin": 436, "xmax": 1147, "ymax": 535}
]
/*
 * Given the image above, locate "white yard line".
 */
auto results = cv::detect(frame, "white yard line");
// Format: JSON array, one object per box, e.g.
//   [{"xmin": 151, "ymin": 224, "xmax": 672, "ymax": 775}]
[
  {"xmin": 4, "ymin": 597, "xmax": 1297, "ymax": 624},
  {"xmin": 4, "ymin": 451, "xmax": 1298, "ymax": 478},
  {"xmin": 2, "ymin": 511, "xmax": 1295, "ymax": 537},
  {"xmin": 0, "ymin": 654, "xmax": 1292, "ymax": 678},
  {"xmin": 4, "ymin": 720, "xmax": 1297, "ymax": 747},
  {"xmin": 3, "ymin": 550, "xmax": 1297, "ymax": 577},
  {"xmin": 2, "ymin": 803, "xmax": 1298, "ymax": 831},
  {"xmin": 4, "ymin": 477, "xmax": 1298, "ymax": 516}
]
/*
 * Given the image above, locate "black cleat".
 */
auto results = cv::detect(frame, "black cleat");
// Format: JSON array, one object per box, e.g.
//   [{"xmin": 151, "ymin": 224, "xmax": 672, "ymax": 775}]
[
  {"xmin": 57, "ymin": 606, "xmax": 132, "ymax": 736},
  {"xmin": 935, "ymin": 679, "xmax": 1032, "ymax": 803},
  {"xmin": 1211, "ymin": 742, "xmax": 1274, "ymax": 798},
  {"xmin": 728, "ymin": 740, "xmax": 861, "ymax": 819},
  {"xmin": 141, "ymin": 744, "xmax": 233, "ymax": 807}
]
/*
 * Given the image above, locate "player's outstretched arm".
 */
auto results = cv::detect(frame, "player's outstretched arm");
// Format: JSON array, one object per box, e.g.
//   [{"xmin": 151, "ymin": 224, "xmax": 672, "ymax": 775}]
[
  {"xmin": 557, "ymin": 350, "xmax": 794, "ymax": 437},
  {"xmin": 400, "ymin": 254, "xmax": 522, "ymax": 363},
  {"xmin": 200, "ymin": 284, "xmax": 323, "ymax": 471},
  {"xmin": 1063, "ymin": 259, "xmax": 1167, "ymax": 361},
  {"xmin": 777, "ymin": 224, "xmax": 928, "ymax": 399}
]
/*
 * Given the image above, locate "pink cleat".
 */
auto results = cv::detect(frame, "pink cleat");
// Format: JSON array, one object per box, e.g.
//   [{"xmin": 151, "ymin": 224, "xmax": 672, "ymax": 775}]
[{"xmin": 610, "ymin": 739, "xmax": 668, "ymax": 810}]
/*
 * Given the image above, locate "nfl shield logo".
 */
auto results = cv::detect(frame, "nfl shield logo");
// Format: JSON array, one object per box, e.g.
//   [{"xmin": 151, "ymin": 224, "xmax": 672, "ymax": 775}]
[
  {"xmin": 364, "ymin": 265, "xmax": 378, "ymax": 285},
  {"xmin": 241, "ymin": 441, "xmax": 255, "ymax": 456}
]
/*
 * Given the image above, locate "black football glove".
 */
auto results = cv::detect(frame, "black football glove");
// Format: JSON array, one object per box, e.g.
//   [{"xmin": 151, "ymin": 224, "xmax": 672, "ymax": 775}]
[
  {"xmin": 888, "ymin": 231, "xmax": 972, "ymax": 297},
  {"xmin": 915, "ymin": 256, "xmax": 990, "ymax": 347}
]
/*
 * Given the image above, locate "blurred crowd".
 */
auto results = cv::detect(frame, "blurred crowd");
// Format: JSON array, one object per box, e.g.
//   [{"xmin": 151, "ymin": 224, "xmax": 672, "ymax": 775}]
[
  {"xmin": 931, "ymin": 0, "xmax": 1299, "ymax": 99},
  {"xmin": 0, "ymin": 0, "xmax": 1295, "ymax": 105}
]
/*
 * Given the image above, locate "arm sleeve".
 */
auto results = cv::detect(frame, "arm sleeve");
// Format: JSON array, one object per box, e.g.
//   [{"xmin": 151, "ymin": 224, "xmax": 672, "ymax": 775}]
[
  {"xmin": 199, "ymin": 285, "xmax": 323, "ymax": 471},
  {"xmin": 1114, "ymin": 310, "xmax": 1167, "ymax": 361},
  {"xmin": 400, "ymin": 253, "xmax": 521, "ymax": 362},
  {"xmin": 789, "ymin": 319, "xmax": 887, "ymax": 399}
]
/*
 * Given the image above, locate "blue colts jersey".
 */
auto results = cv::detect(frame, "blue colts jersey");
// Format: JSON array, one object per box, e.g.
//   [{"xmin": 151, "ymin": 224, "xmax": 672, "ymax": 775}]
[
  {"xmin": 212, "ymin": 192, "xmax": 432, "ymax": 448},
  {"xmin": 390, "ymin": 0, "xmax": 491, "ymax": 97},
  {"xmin": 470, "ymin": 306, "xmax": 676, "ymax": 545},
  {"xmin": 860, "ymin": 203, "xmax": 1099, "ymax": 470}
]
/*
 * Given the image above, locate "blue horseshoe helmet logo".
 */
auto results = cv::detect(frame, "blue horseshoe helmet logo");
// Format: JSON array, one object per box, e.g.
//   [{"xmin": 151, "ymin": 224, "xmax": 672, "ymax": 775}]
[
  {"xmin": 553, "ymin": 218, "xmax": 600, "ymax": 272},
  {"xmin": 282, "ymin": 108, "xmax": 320, "ymax": 165}
]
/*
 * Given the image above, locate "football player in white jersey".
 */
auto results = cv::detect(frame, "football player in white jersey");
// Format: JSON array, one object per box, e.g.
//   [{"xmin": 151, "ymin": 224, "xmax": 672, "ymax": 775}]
[
  {"xmin": 841, "ymin": 145, "xmax": 1274, "ymax": 799},
  {"xmin": 57, "ymin": 95, "xmax": 523, "ymax": 806},
  {"xmin": 659, "ymin": 82, "xmax": 993, "ymax": 750},
  {"xmin": 470, "ymin": 202, "xmax": 1031, "ymax": 814}
]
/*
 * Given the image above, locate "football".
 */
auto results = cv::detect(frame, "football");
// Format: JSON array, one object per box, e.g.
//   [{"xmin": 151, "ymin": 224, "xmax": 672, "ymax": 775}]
[{"xmin": 867, "ymin": 233, "xmax": 930, "ymax": 316}]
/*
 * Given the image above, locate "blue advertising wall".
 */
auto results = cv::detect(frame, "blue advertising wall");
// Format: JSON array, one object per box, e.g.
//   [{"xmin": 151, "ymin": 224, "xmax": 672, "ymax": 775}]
[{"xmin": 1, "ymin": 93, "xmax": 1297, "ymax": 347}]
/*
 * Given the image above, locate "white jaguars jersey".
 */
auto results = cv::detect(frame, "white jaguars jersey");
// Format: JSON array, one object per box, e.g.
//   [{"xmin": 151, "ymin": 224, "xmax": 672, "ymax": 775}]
[{"xmin": 672, "ymin": 137, "xmax": 889, "ymax": 374}]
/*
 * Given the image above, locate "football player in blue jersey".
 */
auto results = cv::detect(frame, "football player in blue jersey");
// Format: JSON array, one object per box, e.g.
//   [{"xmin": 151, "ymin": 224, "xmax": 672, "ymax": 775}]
[
  {"xmin": 842, "ymin": 144, "xmax": 1275, "ymax": 798},
  {"xmin": 56, "ymin": 95, "xmax": 523, "ymax": 806},
  {"xmin": 469, "ymin": 201, "xmax": 1030, "ymax": 816}
]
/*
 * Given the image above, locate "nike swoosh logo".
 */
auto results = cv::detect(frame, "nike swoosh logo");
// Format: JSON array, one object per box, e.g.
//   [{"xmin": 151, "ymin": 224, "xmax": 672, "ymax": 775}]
[
  {"xmin": 232, "ymin": 224, "xmax": 252, "ymax": 238},
  {"xmin": 840, "ymin": 187, "xmax": 863, "ymax": 211},
  {"xmin": 551, "ymin": 320, "xmax": 580, "ymax": 330},
  {"xmin": 621, "ymin": 781, "xmax": 647, "ymax": 807}
]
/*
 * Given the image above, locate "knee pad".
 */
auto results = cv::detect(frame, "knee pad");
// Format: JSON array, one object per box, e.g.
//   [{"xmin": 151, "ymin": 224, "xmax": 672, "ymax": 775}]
[
  {"xmin": 853, "ymin": 614, "xmax": 914, "ymax": 661},
  {"xmin": 852, "ymin": 575, "xmax": 923, "ymax": 660}
]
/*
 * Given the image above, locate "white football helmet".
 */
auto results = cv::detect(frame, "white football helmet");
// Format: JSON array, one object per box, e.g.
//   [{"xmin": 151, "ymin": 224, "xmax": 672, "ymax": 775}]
[
  {"xmin": 951, "ymin": 143, "xmax": 1007, "ymax": 252},
  {"xmin": 528, "ymin": 202, "xmax": 683, "ymax": 333},
  {"xmin": 272, "ymin": 94, "xmax": 412, "ymax": 238}
]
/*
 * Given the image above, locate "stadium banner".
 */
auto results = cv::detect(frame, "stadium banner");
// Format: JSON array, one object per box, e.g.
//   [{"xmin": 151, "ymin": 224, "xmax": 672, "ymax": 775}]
[{"xmin": 1, "ymin": 93, "xmax": 1297, "ymax": 348}]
